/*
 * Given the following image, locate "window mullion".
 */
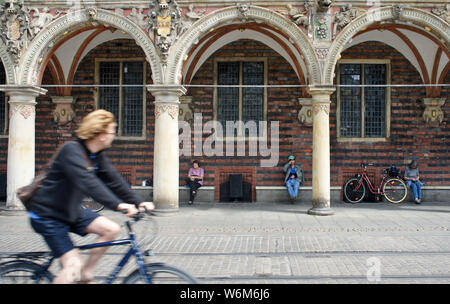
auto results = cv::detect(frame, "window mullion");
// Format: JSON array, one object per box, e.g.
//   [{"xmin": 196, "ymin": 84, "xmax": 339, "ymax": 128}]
[
  {"xmin": 361, "ymin": 64, "xmax": 365, "ymax": 139},
  {"xmin": 118, "ymin": 61, "xmax": 123, "ymax": 136}
]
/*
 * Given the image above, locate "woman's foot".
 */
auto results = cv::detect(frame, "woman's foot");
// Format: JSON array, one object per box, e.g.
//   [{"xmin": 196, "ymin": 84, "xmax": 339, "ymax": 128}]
[
  {"xmin": 414, "ymin": 198, "xmax": 421, "ymax": 204},
  {"xmin": 188, "ymin": 201, "xmax": 193, "ymax": 205}
]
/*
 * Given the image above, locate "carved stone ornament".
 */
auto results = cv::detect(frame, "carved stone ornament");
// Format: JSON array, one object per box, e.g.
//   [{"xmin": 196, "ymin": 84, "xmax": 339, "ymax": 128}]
[
  {"xmin": 28, "ymin": 8, "xmax": 62, "ymax": 39},
  {"xmin": 0, "ymin": 0, "xmax": 29, "ymax": 63},
  {"xmin": 147, "ymin": 0, "xmax": 182, "ymax": 63},
  {"xmin": 51, "ymin": 96, "xmax": 75, "ymax": 125},
  {"xmin": 431, "ymin": 4, "xmax": 450, "ymax": 24},
  {"xmin": 298, "ymin": 98, "xmax": 313, "ymax": 125},
  {"xmin": 391, "ymin": 4, "xmax": 403, "ymax": 21},
  {"xmin": 177, "ymin": 4, "xmax": 205, "ymax": 37},
  {"xmin": 422, "ymin": 98, "xmax": 445, "ymax": 127},
  {"xmin": 236, "ymin": 3, "xmax": 250, "ymax": 22},
  {"xmin": 332, "ymin": 4, "xmax": 366, "ymax": 39},
  {"xmin": 276, "ymin": 2, "xmax": 311, "ymax": 31},
  {"xmin": 155, "ymin": 103, "xmax": 179, "ymax": 120},
  {"xmin": 178, "ymin": 96, "xmax": 193, "ymax": 124},
  {"xmin": 315, "ymin": 0, "xmax": 333, "ymax": 13},
  {"xmin": 10, "ymin": 104, "xmax": 34, "ymax": 120}
]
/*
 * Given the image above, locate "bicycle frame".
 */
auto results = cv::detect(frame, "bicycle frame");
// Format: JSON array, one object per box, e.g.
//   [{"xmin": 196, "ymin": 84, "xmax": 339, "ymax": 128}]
[
  {"xmin": 357, "ymin": 171, "xmax": 387, "ymax": 195},
  {"xmin": 31, "ymin": 223, "xmax": 151, "ymax": 284}
]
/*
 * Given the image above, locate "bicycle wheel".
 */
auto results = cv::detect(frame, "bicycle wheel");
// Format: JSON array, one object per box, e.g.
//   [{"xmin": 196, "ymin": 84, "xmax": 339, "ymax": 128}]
[
  {"xmin": 123, "ymin": 263, "xmax": 198, "ymax": 284},
  {"xmin": 81, "ymin": 197, "xmax": 104, "ymax": 212},
  {"xmin": 0, "ymin": 261, "xmax": 54, "ymax": 284},
  {"xmin": 383, "ymin": 178, "xmax": 407, "ymax": 203},
  {"xmin": 343, "ymin": 178, "xmax": 366, "ymax": 203}
]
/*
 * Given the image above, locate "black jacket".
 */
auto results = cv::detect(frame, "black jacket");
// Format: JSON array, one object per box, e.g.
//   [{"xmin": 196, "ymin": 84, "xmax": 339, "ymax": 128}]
[{"xmin": 31, "ymin": 139, "xmax": 143, "ymax": 224}]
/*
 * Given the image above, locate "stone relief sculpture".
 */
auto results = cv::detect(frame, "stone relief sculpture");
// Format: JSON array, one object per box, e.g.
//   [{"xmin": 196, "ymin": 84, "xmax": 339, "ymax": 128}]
[
  {"xmin": 0, "ymin": 0, "xmax": 29, "ymax": 63},
  {"xmin": 332, "ymin": 4, "xmax": 366, "ymax": 39},
  {"xmin": 277, "ymin": 3, "xmax": 311, "ymax": 31},
  {"xmin": 147, "ymin": 0, "xmax": 182, "ymax": 63},
  {"xmin": 431, "ymin": 4, "xmax": 450, "ymax": 24},
  {"xmin": 28, "ymin": 8, "xmax": 62, "ymax": 38},
  {"xmin": 177, "ymin": 4, "xmax": 205, "ymax": 36}
]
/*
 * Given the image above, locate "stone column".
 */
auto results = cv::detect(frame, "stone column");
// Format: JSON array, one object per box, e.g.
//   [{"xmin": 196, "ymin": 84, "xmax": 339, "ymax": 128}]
[
  {"xmin": 307, "ymin": 87, "xmax": 335, "ymax": 216},
  {"xmin": 147, "ymin": 85, "xmax": 186, "ymax": 215},
  {"xmin": 5, "ymin": 86, "xmax": 47, "ymax": 210}
]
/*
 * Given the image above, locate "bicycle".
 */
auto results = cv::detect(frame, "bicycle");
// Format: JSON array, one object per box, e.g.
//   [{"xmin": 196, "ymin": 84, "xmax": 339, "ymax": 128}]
[
  {"xmin": 343, "ymin": 163, "xmax": 408, "ymax": 204},
  {"xmin": 0, "ymin": 210, "xmax": 198, "ymax": 284}
]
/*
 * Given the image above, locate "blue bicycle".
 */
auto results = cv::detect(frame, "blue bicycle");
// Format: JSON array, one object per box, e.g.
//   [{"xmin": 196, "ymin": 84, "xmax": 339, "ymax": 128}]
[{"xmin": 0, "ymin": 211, "xmax": 197, "ymax": 284}]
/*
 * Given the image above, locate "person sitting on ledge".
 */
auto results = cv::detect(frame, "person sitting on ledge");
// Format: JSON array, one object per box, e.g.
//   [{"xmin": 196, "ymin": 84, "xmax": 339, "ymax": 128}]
[{"xmin": 283, "ymin": 155, "xmax": 304, "ymax": 202}]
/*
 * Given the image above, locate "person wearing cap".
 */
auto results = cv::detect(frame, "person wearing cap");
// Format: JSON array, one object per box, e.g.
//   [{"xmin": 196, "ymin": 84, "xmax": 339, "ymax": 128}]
[
  {"xmin": 404, "ymin": 160, "xmax": 423, "ymax": 204},
  {"xmin": 283, "ymin": 155, "xmax": 304, "ymax": 202}
]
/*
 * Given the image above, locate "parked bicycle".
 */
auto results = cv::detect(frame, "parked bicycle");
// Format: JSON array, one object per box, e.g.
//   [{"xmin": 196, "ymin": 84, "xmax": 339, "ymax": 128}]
[
  {"xmin": 343, "ymin": 163, "xmax": 408, "ymax": 204},
  {"xmin": 0, "ymin": 210, "xmax": 197, "ymax": 284}
]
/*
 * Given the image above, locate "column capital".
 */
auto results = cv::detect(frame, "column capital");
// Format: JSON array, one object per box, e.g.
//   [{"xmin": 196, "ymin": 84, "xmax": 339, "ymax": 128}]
[
  {"xmin": 2, "ymin": 85, "xmax": 47, "ymax": 96},
  {"xmin": 146, "ymin": 84, "xmax": 187, "ymax": 100},
  {"xmin": 307, "ymin": 85, "xmax": 335, "ymax": 102}
]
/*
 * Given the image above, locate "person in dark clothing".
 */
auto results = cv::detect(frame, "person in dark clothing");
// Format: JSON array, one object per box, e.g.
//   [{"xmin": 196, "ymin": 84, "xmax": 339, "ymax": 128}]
[{"xmin": 29, "ymin": 109, "xmax": 154, "ymax": 283}]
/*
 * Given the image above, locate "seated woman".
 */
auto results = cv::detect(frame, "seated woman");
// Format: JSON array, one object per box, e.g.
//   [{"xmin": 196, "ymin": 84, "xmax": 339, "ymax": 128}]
[
  {"xmin": 185, "ymin": 160, "xmax": 204, "ymax": 205},
  {"xmin": 404, "ymin": 160, "xmax": 423, "ymax": 204}
]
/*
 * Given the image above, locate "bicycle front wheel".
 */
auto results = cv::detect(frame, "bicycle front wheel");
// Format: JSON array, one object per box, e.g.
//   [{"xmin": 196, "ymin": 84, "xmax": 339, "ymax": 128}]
[
  {"xmin": 343, "ymin": 178, "xmax": 366, "ymax": 203},
  {"xmin": 0, "ymin": 261, "xmax": 54, "ymax": 284},
  {"xmin": 123, "ymin": 263, "xmax": 198, "ymax": 284},
  {"xmin": 383, "ymin": 178, "xmax": 407, "ymax": 203}
]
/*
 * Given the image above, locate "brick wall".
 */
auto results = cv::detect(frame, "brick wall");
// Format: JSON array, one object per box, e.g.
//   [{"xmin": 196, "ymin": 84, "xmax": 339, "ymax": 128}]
[
  {"xmin": 0, "ymin": 39, "xmax": 448, "ymax": 189},
  {"xmin": 331, "ymin": 41, "xmax": 449, "ymax": 186}
]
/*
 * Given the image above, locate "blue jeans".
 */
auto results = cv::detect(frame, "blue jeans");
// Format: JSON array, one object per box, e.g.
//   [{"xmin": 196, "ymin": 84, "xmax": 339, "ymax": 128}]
[
  {"xmin": 286, "ymin": 178, "xmax": 300, "ymax": 198},
  {"xmin": 407, "ymin": 180, "xmax": 422, "ymax": 199}
]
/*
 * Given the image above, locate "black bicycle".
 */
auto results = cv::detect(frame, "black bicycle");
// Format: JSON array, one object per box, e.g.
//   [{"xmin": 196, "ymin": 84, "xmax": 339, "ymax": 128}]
[{"xmin": 0, "ymin": 211, "xmax": 197, "ymax": 284}]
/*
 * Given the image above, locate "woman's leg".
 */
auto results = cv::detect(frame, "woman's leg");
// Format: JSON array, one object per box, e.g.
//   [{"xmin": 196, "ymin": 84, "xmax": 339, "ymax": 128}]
[
  {"xmin": 190, "ymin": 182, "xmax": 201, "ymax": 202},
  {"xmin": 286, "ymin": 179, "xmax": 294, "ymax": 198}
]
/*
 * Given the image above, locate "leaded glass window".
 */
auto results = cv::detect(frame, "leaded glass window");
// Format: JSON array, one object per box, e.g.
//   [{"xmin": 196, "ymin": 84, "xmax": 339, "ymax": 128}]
[
  {"xmin": 0, "ymin": 63, "xmax": 6, "ymax": 136},
  {"xmin": 216, "ymin": 60, "xmax": 266, "ymax": 137},
  {"xmin": 97, "ymin": 60, "xmax": 145, "ymax": 138},
  {"xmin": 338, "ymin": 62, "xmax": 388, "ymax": 140}
]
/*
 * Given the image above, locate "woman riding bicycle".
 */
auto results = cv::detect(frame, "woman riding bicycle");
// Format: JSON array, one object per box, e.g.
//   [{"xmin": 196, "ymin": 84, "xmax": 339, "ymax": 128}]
[{"xmin": 28, "ymin": 110, "xmax": 154, "ymax": 283}]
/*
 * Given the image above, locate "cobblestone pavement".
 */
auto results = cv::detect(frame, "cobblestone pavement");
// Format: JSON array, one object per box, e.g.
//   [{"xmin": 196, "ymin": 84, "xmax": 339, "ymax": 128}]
[{"xmin": 1, "ymin": 200, "xmax": 449, "ymax": 284}]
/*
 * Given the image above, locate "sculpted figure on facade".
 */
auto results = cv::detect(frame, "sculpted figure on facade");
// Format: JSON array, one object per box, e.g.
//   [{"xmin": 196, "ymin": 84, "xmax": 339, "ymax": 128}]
[
  {"xmin": 28, "ymin": 8, "xmax": 62, "ymax": 38},
  {"xmin": 277, "ymin": 3, "xmax": 310, "ymax": 31},
  {"xmin": 177, "ymin": 4, "xmax": 206, "ymax": 37},
  {"xmin": 129, "ymin": 7, "xmax": 148, "ymax": 30},
  {"xmin": 315, "ymin": 0, "xmax": 332, "ymax": 13},
  {"xmin": 332, "ymin": 4, "xmax": 366, "ymax": 39},
  {"xmin": 431, "ymin": 4, "xmax": 450, "ymax": 24}
]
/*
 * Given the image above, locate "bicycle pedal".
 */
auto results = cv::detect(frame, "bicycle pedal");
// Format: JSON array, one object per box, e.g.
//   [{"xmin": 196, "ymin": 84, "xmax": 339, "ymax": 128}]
[{"xmin": 144, "ymin": 250, "xmax": 154, "ymax": 257}]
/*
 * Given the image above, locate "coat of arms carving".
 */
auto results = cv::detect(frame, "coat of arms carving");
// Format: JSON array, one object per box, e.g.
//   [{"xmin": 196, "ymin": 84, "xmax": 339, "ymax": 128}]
[{"xmin": 0, "ymin": 0, "xmax": 29, "ymax": 63}]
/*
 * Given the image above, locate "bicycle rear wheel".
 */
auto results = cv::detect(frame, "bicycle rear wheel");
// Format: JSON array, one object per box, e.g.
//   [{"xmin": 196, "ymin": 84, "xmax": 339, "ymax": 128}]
[
  {"xmin": 343, "ymin": 178, "xmax": 366, "ymax": 203},
  {"xmin": 383, "ymin": 178, "xmax": 407, "ymax": 203},
  {"xmin": 0, "ymin": 261, "xmax": 53, "ymax": 284},
  {"xmin": 123, "ymin": 263, "xmax": 198, "ymax": 284}
]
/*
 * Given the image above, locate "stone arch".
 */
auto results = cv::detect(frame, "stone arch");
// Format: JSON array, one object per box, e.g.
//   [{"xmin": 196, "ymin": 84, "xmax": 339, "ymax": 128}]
[
  {"xmin": 167, "ymin": 5, "xmax": 320, "ymax": 85},
  {"xmin": 18, "ymin": 8, "xmax": 162, "ymax": 85},
  {"xmin": 324, "ymin": 6, "xmax": 450, "ymax": 84},
  {"xmin": 0, "ymin": 41, "xmax": 17, "ymax": 84}
]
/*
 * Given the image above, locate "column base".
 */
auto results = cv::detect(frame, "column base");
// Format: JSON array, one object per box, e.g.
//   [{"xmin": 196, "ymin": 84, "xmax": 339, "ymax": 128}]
[
  {"xmin": 307, "ymin": 207, "xmax": 334, "ymax": 216},
  {"xmin": 152, "ymin": 208, "xmax": 179, "ymax": 216}
]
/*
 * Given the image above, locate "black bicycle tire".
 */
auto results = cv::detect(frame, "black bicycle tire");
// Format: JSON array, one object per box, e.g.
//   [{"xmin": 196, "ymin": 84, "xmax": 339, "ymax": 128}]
[
  {"xmin": 123, "ymin": 263, "xmax": 198, "ymax": 284},
  {"xmin": 0, "ymin": 261, "xmax": 54, "ymax": 284},
  {"xmin": 382, "ymin": 178, "xmax": 407, "ymax": 203},
  {"xmin": 343, "ymin": 178, "xmax": 366, "ymax": 203}
]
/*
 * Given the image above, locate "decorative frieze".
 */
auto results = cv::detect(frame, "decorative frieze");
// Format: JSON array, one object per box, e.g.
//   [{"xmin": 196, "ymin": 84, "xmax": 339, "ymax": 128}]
[{"xmin": 155, "ymin": 103, "xmax": 179, "ymax": 120}]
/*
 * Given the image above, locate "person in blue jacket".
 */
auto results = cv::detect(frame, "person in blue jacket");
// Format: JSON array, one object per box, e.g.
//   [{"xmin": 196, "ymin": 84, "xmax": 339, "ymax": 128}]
[
  {"xmin": 283, "ymin": 155, "xmax": 304, "ymax": 202},
  {"xmin": 29, "ymin": 110, "xmax": 154, "ymax": 283}
]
